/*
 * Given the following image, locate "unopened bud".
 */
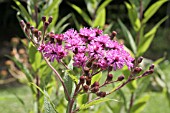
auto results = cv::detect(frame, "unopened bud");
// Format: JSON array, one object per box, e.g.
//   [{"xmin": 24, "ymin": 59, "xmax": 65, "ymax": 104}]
[
  {"xmin": 111, "ymin": 31, "xmax": 117, "ymax": 39},
  {"xmin": 133, "ymin": 67, "xmax": 142, "ymax": 74},
  {"xmin": 137, "ymin": 57, "xmax": 143, "ymax": 64},
  {"xmin": 91, "ymin": 81, "xmax": 99, "ymax": 88},
  {"xmin": 44, "ymin": 21, "xmax": 49, "ymax": 28},
  {"xmin": 80, "ymin": 75, "xmax": 85, "ymax": 84},
  {"xmin": 149, "ymin": 64, "xmax": 155, "ymax": 70},
  {"xmin": 96, "ymin": 91, "xmax": 106, "ymax": 97},
  {"xmin": 83, "ymin": 85, "xmax": 89, "ymax": 92},
  {"xmin": 33, "ymin": 29, "xmax": 39, "ymax": 37},
  {"xmin": 86, "ymin": 77, "xmax": 91, "ymax": 85},
  {"xmin": 106, "ymin": 74, "xmax": 113, "ymax": 82},
  {"xmin": 91, "ymin": 86, "xmax": 99, "ymax": 93},
  {"xmin": 48, "ymin": 16, "xmax": 53, "ymax": 23},
  {"xmin": 26, "ymin": 22, "xmax": 31, "ymax": 29},
  {"xmin": 42, "ymin": 16, "xmax": 46, "ymax": 22},
  {"xmin": 117, "ymin": 75, "xmax": 125, "ymax": 81},
  {"xmin": 84, "ymin": 67, "xmax": 90, "ymax": 76},
  {"xmin": 142, "ymin": 69, "xmax": 154, "ymax": 76}
]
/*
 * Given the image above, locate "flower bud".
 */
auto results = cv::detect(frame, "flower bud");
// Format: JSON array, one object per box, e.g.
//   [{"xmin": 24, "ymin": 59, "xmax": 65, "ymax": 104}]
[
  {"xmin": 44, "ymin": 21, "xmax": 49, "ymax": 29},
  {"xmin": 91, "ymin": 86, "xmax": 99, "ymax": 93},
  {"xmin": 42, "ymin": 16, "xmax": 46, "ymax": 22},
  {"xmin": 48, "ymin": 16, "xmax": 53, "ymax": 23},
  {"xmin": 83, "ymin": 85, "xmax": 89, "ymax": 92},
  {"xmin": 86, "ymin": 77, "xmax": 91, "ymax": 85},
  {"xmin": 80, "ymin": 75, "xmax": 85, "ymax": 84},
  {"xmin": 96, "ymin": 91, "xmax": 106, "ymax": 97},
  {"xmin": 26, "ymin": 22, "xmax": 31, "ymax": 29},
  {"xmin": 142, "ymin": 69, "xmax": 154, "ymax": 76},
  {"xmin": 106, "ymin": 74, "xmax": 113, "ymax": 82},
  {"xmin": 117, "ymin": 75, "xmax": 125, "ymax": 81},
  {"xmin": 133, "ymin": 67, "xmax": 142, "ymax": 74},
  {"xmin": 149, "ymin": 64, "xmax": 155, "ymax": 70},
  {"xmin": 91, "ymin": 81, "xmax": 99, "ymax": 88},
  {"xmin": 33, "ymin": 29, "xmax": 39, "ymax": 38},
  {"xmin": 137, "ymin": 57, "xmax": 143, "ymax": 64},
  {"xmin": 84, "ymin": 67, "xmax": 90, "ymax": 76},
  {"xmin": 110, "ymin": 31, "xmax": 117, "ymax": 39}
]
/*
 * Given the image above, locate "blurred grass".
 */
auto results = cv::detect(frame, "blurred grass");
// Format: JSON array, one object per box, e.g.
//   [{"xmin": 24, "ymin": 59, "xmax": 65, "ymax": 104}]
[{"xmin": 0, "ymin": 85, "xmax": 32, "ymax": 113}]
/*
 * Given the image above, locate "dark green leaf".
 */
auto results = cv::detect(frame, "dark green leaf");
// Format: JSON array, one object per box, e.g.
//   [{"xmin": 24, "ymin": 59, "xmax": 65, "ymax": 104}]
[
  {"xmin": 72, "ymin": 13, "xmax": 83, "ymax": 30},
  {"xmin": 118, "ymin": 19, "xmax": 137, "ymax": 54},
  {"xmin": 68, "ymin": 2, "xmax": 92, "ymax": 26},
  {"xmin": 55, "ymin": 14, "xmax": 71, "ymax": 32},
  {"xmin": 64, "ymin": 71, "xmax": 73, "ymax": 101}
]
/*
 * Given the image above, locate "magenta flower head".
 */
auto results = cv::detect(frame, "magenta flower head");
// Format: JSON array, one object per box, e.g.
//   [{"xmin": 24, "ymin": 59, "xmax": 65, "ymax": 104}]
[
  {"xmin": 38, "ymin": 43, "xmax": 67, "ymax": 62},
  {"xmin": 38, "ymin": 27, "xmax": 134, "ymax": 70}
]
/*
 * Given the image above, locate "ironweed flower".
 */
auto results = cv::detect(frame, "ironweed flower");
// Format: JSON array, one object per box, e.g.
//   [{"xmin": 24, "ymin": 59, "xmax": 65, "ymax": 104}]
[{"xmin": 38, "ymin": 27, "xmax": 134, "ymax": 71}]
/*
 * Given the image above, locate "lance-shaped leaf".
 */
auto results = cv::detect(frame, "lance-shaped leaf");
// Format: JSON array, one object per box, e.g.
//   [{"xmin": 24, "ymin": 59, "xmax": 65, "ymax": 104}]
[
  {"xmin": 131, "ymin": 95, "xmax": 150, "ymax": 113},
  {"xmin": 93, "ymin": 8, "xmax": 106, "ymax": 28},
  {"xmin": 96, "ymin": 0, "xmax": 112, "ymax": 14},
  {"xmin": 13, "ymin": 0, "xmax": 32, "ymax": 23},
  {"xmin": 143, "ymin": 0, "xmax": 168, "ymax": 23},
  {"xmin": 91, "ymin": 72, "xmax": 102, "ymax": 85},
  {"xmin": 118, "ymin": 19, "xmax": 137, "ymax": 54},
  {"xmin": 137, "ymin": 16, "xmax": 168, "ymax": 57},
  {"xmin": 79, "ymin": 98, "xmax": 113, "ymax": 110},
  {"xmin": 67, "ymin": 2, "xmax": 92, "ymax": 26},
  {"xmin": 125, "ymin": 2, "xmax": 141, "ymax": 31},
  {"xmin": 64, "ymin": 71, "xmax": 74, "ymax": 101},
  {"xmin": 44, "ymin": 90, "xmax": 58, "ymax": 113}
]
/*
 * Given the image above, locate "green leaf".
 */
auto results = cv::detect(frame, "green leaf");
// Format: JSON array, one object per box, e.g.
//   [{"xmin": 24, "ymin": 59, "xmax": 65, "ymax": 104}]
[
  {"xmin": 30, "ymin": 84, "xmax": 58, "ymax": 113},
  {"xmin": 96, "ymin": 0, "xmax": 112, "ymax": 14},
  {"xmin": 66, "ymin": 70, "xmax": 78, "ymax": 84},
  {"xmin": 79, "ymin": 98, "xmax": 112, "ymax": 110},
  {"xmin": 131, "ymin": 95, "xmax": 150, "ymax": 113},
  {"xmin": 56, "ymin": 23, "xmax": 70, "ymax": 34},
  {"xmin": 118, "ymin": 19, "xmax": 137, "ymax": 54},
  {"xmin": 93, "ymin": 8, "xmax": 106, "ymax": 28},
  {"xmin": 28, "ymin": 42, "xmax": 42, "ymax": 71},
  {"xmin": 64, "ymin": 71, "xmax": 73, "ymax": 101},
  {"xmin": 125, "ymin": 2, "xmax": 141, "ymax": 31},
  {"xmin": 143, "ymin": 0, "xmax": 168, "ymax": 23},
  {"xmin": 103, "ymin": 22, "xmax": 113, "ymax": 34},
  {"xmin": 72, "ymin": 13, "xmax": 83, "ymax": 30},
  {"xmin": 91, "ymin": 72, "xmax": 102, "ymax": 84},
  {"xmin": 55, "ymin": 14, "xmax": 71, "ymax": 32},
  {"xmin": 44, "ymin": 90, "xmax": 57, "ymax": 113},
  {"xmin": 68, "ymin": 2, "xmax": 92, "ymax": 26},
  {"xmin": 137, "ymin": 16, "xmax": 168, "ymax": 56},
  {"xmin": 13, "ymin": 0, "xmax": 32, "ymax": 23}
]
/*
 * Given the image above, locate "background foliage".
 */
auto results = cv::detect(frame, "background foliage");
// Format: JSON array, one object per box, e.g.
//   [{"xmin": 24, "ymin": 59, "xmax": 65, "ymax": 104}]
[{"xmin": 0, "ymin": 0, "xmax": 170, "ymax": 113}]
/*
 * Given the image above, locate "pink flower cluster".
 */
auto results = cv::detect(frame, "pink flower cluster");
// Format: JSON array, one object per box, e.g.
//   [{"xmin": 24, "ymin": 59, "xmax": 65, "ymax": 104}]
[{"xmin": 38, "ymin": 27, "xmax": 134, "ymax": 71}]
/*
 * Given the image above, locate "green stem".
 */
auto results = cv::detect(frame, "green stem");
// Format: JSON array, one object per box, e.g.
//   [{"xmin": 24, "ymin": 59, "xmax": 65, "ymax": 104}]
[{"xmin": 42, "ymin": 54, "xmax": 71, "ymax": 101}]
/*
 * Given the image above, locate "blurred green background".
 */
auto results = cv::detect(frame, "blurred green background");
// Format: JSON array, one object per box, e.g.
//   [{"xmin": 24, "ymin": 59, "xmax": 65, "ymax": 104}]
[{"xmin": 0, "ymin": 0, "xmax": 170, "ymax": 113}]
